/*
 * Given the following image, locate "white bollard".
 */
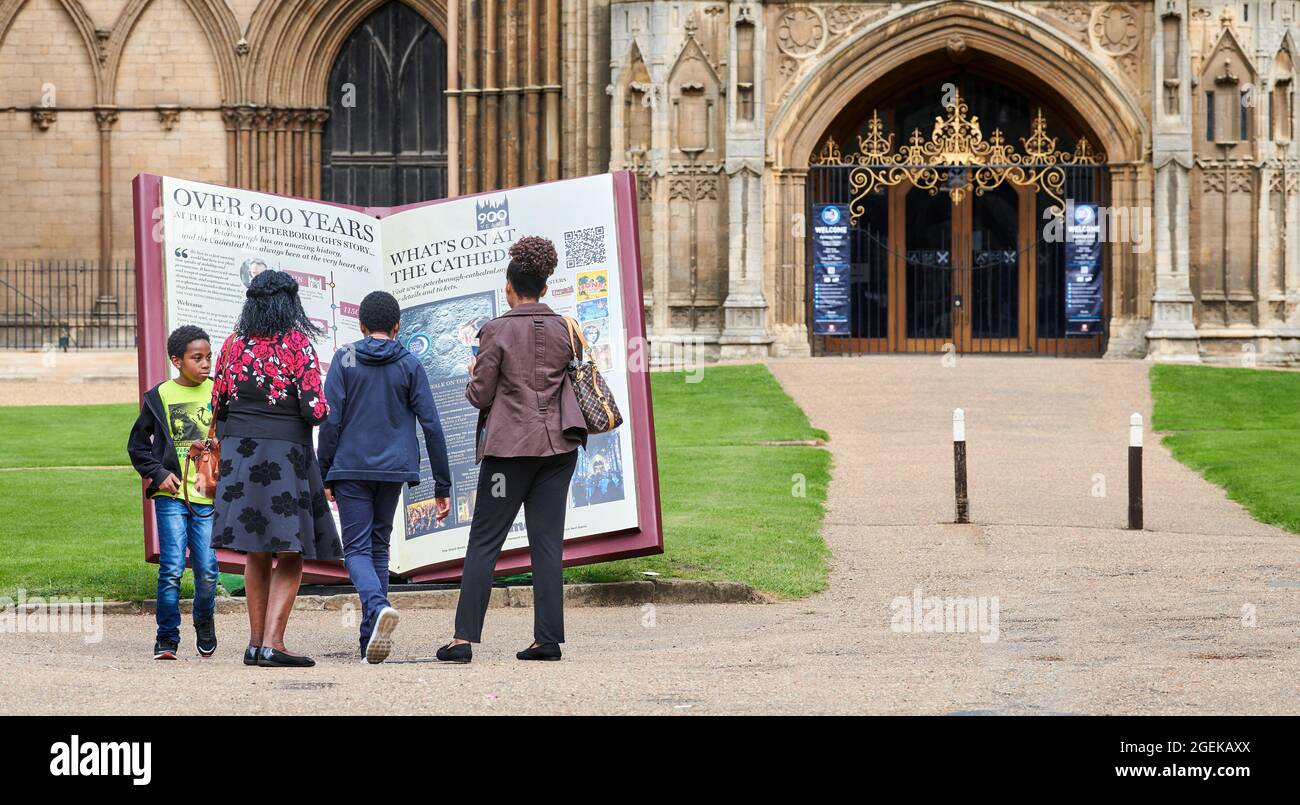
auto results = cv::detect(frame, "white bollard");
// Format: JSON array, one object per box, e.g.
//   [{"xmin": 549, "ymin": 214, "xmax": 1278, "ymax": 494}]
[
  {"xmin": 1128, "ymin": 413, "xmax": 1143, "ymax": 530},
  {"xmin": 953, "ymin": 408, "xmax": 968, "ymax": 523}
]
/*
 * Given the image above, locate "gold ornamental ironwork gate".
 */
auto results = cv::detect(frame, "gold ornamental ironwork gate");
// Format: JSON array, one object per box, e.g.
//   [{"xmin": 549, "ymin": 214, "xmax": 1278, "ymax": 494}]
[{"xmin": 807, "ymin": 89, "xmax": 1109, "ymax": 356}]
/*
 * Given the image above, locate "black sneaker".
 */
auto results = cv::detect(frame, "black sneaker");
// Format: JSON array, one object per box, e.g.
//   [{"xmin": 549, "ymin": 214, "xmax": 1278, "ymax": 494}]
[
  {"xmin": 435, "ymin": 642, "xmax": 472, "ymax": 663},
  {"xmin": 153, "ymin": 639, "xmax": 179, "ymax": 660},
  {"xmin": 516, "ymin": 642, "xmax": 562, "ymax": 661},
  {"xmin": 195, "ymin": 620, "xmax": 217, "ymax": 658}
]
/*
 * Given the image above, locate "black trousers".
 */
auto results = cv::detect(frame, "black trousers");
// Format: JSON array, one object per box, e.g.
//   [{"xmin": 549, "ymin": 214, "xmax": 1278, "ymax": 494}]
[{"xmin": 454, "ymin": 449, "xmax": 578, "ymax": 644}]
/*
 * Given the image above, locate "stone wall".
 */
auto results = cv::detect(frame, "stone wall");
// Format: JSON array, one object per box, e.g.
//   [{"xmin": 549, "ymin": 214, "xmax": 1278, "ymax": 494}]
[{"xmin": 4, "ymin": 0, "xmax": 1300, "ymax": 363}]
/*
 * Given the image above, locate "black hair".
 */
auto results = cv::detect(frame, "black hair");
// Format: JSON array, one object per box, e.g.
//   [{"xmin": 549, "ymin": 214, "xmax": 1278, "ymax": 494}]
[
  {"xmin": 358, "ymin": 291, "xmax": 401, "ymax": 334},
  {"xmin": 505, "ymin": 236, "xmax": 557, "ymax": 298},
  {"xmin": 167, "ymin": 325, "xmax": 210, "ymax": 359},
  {"xmin": 235, "ymin": 270, "xmax": 324, "ymax": 340}
]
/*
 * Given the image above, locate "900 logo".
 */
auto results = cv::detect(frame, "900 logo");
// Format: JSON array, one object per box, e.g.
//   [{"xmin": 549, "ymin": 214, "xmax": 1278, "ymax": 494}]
[{"xmin": 475, "ymin": 196, "xmax": 510, "ymax": 231}]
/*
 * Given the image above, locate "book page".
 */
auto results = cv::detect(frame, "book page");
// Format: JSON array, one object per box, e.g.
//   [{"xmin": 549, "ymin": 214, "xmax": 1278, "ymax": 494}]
[
  {"xmin": 160, "ymin": 177, "xmax": 381, "ymax": 373},
  {"xmin": 379, "ymin": 173, "xmax": 640, "ymax": 574}
]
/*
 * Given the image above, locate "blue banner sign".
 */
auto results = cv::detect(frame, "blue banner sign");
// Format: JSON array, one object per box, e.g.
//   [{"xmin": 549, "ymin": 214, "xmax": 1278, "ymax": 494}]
[
  {"xmin": 812, "ymin": 204, "xmax": 850, "ymax": 335},
  {"xmin": 1064, "ymin": 203, "xmax": 1103, "ymax": 336}
]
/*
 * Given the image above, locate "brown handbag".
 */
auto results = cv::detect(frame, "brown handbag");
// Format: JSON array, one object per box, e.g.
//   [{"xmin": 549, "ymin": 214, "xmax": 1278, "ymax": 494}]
[
  {"xmin": 181, "ymin": 348, "xmax": 228, "ymax": 517},
  {"xmin": 564, "ymin": 316, "xmax": 623, "ymax": 434}
]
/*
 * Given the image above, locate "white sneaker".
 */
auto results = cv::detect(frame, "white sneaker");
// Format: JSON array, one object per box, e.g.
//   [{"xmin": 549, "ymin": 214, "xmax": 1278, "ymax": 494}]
[{"xmin": 364, "ymin": 606, "xmax": 399, "ymax": 664}]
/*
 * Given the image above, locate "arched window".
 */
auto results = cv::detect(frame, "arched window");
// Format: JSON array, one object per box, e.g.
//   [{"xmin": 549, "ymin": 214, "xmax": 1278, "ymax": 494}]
[{"xmin": 322, "ymin": 1, "xmax": 447, "ymax": 206}]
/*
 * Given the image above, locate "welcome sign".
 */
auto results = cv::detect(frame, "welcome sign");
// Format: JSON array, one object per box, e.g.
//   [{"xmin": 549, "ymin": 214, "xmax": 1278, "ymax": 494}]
[{"xmin": 132, "ymin": 172, "xmax": 663, "ymax": 582}]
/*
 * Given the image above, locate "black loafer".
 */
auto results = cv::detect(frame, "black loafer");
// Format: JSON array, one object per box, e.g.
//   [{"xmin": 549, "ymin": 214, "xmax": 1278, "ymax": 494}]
[
  {"xmin": 243, "ymin": 645, "xmax": 261, "ymax": 666},
  {"xmin": 256, "ymin": 646, "xmax": 315, "ymax": 668},
  {"xmin": 435, "ymin": 642, "xmax": 472, "ymax": 663},
  {"xmin": 516, "ymin": 643, "xmax": 562, "ymax": 661}
]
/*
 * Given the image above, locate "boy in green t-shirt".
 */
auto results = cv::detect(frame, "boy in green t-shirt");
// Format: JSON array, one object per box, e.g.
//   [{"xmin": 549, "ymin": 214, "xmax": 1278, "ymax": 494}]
[{"xmin": 127, "ymin": 325, "xmax": 220, "ymax": 660}]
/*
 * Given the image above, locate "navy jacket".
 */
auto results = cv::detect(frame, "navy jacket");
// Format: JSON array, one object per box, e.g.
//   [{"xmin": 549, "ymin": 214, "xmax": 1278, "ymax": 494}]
[{"xmin": 317, "ymin": 336, "xmax": 452, "ymax": 496}]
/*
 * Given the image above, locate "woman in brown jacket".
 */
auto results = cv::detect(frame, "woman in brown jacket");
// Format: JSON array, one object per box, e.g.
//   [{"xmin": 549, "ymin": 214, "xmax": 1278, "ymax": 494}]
[{"xmin": 437, "ymin": 236, "xmax": 587, "ymax": 663}]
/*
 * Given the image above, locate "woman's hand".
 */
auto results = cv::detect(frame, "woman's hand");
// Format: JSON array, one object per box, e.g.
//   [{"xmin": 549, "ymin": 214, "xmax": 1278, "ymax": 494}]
[{"xmin": 467, "ymin": 357, "xmax": 477, "ymax": 378}]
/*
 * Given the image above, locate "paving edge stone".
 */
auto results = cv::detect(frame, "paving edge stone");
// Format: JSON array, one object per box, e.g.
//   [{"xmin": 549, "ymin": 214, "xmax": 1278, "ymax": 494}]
[{"xmin": 124, "ymin": 579, "xmax": 765, "ymax": 614}]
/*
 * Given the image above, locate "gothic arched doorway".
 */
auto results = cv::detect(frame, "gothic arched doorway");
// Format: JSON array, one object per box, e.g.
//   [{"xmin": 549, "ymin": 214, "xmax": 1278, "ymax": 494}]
[
  {"xmin": 322, "ymin": 0, "xmax": 448, "ymax": 206},
  {"xmin": 807, "ymin": 64, "xmax": 1110, "ymax": 355}
]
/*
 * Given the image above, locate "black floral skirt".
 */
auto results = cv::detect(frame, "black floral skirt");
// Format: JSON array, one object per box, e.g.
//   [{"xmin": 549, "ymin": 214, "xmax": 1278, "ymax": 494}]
[{"xmin": 210, "ymin": 436, "xmax": 342, "ymax": 560}]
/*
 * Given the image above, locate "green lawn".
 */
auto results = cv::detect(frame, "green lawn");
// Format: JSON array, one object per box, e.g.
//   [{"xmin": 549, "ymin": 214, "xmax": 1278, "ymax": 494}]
[
  {"xmin": 0, "ymin": 363, "xmax": 831, "ymax": 601},
  {"xmin": 0, "ymin": 403, "xmax": 137, "ymax": 468},
  {"xmin": 0, "ymin": 469, "xmax": 191, "ymax": 601},
  {"xmin": 1150, "ymin": 363, "xmax": 1300, "ymax": 534},
  {"xmin": 564, "ymin": 364, "xmax": 831, "ymax": 597}
]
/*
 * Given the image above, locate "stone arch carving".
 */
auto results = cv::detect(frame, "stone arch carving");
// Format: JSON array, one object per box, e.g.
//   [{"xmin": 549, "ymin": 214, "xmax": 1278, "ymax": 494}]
[
  {"xmin": 245, "ymin": 0, "xmax": 447, "ymax": 106},
  {"xmin": 761, "ymin": 0, "xmax": 1149, "ymax": 356},
  {"xmin": 619, "ymin": 41, "xmax": 653, "ymax": 159},
  {"xmin": 1195, "ymin": 26, "xmax": 1256, "ymax": 157},
  {"xmin": 1273, "ymin": 34, "xmax": 1295, "ymax": 143},
  {"xmin": 105, "ymin": 0, "xmax": 241, "ymax": 104},
  {"xmin": 0, "ymin": 0, "xmax": 105, "ymax": 98},
  {"xmin": 613, "ymin": 40, "xmax": 655, "ymax": 303},
  {"xmin": 769, "ymin": 1, "xmax": 1146, "ymax": 169},
  {"xmin": 665, "ymin": 28, "xmax": 727, "ymax": 332},
  {"xmin": 667, "ymin": 34, "xmax": 723, "ymax": 162}
]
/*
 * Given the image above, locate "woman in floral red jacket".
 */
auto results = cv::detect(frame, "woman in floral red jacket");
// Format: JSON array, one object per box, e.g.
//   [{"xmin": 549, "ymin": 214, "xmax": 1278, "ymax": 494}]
[{"xmin": 210, "ymin": 270, "xmax": 342, "ymax": 668}]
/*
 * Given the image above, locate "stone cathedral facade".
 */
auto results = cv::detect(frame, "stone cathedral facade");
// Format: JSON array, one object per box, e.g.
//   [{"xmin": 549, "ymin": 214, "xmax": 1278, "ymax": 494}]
[{"xmin": 2, "ymin": 0, "xmax": 1299, "ymax": 363}]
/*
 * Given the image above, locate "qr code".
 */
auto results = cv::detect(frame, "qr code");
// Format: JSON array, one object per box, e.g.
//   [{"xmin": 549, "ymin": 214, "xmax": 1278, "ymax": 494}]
[{"xmin": 564, "ymin": 226, "xmax": 606, "ymax": 269}]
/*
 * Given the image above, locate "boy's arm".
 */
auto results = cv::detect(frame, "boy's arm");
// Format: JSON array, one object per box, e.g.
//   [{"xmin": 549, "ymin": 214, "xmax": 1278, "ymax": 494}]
[
  {"xmin": 126, "ymin": 401, "xmax": 169, "ymax": 486},
  {"xmin": 465, "ymin": 325, "xmax": 501, "ymax": 409},
  {"xmin": 409, "ymin": 360, "xmax": 452, "ymax": 498},
  {"xmin": 316, "ymin": 352, "xmax": 346, "ymax": 484}
]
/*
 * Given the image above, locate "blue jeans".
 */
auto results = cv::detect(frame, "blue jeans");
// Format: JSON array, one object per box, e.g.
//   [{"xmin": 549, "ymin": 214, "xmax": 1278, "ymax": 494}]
[
  {"xmin": 334, "ymin": 480, "xmax": 403, "ymax": 651},
  {"xmin": 154, "ymin": 495, "xmax": 218, "ymax": 643}
]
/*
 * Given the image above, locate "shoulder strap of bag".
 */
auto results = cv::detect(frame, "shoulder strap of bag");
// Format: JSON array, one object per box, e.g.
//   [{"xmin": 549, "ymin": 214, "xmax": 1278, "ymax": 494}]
[
  {"xmin": 564, "ymin": 316, "xmax": 591, "ymax": 363},
  {"xmin": 181, "ymin": 452, "xmax": 213, "ymax": 518},
  {"xmin": 179, "ymin": 337, "xmax": 230, "ymax": 519}
]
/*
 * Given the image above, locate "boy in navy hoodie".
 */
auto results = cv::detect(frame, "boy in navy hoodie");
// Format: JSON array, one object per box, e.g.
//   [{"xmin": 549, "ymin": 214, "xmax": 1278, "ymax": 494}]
[{"xmin": 318, "ymin": 291, "xmax": 452, "ymax": 664}]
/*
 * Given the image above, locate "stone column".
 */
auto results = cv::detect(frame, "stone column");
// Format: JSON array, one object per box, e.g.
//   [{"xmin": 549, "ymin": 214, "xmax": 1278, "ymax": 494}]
[
  {"xmin": 1257, "ymin": 161, "xmax": 1274, "ymax": 324},
  {"xmin": 720, "ymin": 2, "xmax": 771, "ymax": 358},
  {"xmin": 93, "ymin": 105, "xmax": 119, "ymax": 312},
  {"xmin": 1144, "ymin": 1, "xmax": 1200, "ymax": 361},
  {"xmin": 765, "ymin": 166, "xmax": 811, "ymax": 357},
  {"xmin": 720, "ymin": 163, "xmax": 770, "ymax": 357},
  {"xmin": 1287, "ymin": 164, "xmax": 1300, "ymax": 331},
  {"xmin": 1146, "ymin": 156, "xmax": 1201, "ymax": 359}
]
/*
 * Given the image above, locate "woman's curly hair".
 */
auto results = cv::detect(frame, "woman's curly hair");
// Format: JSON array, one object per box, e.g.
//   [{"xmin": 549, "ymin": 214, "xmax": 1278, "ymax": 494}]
[
  {"xmin": 506, "ymin": 235, "xmax": 558, "ymax": 298},
  {"xmin": 236, "ymin": 269, "xmax": 325, "ymax": 340}
]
